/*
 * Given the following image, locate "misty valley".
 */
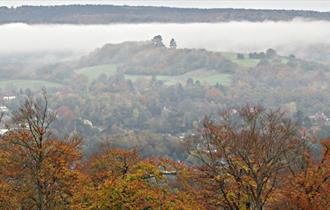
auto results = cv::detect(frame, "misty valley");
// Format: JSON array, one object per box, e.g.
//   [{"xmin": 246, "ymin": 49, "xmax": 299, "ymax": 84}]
[{"xmin": 0, "ymin": 2, "xmax": 329, "ymax": 210}]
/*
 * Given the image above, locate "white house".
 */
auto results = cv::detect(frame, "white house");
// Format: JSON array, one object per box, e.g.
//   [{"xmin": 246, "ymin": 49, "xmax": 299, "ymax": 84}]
[
  {"xmin": 0, "ymin": 129, "xmax": 8, "ymax": 136},
  {"xmin": 3, "ymin": 96, "xmax": 16, "ymax": 101},
  {"xmin": 0, "ymin": 106, "xmax": 8, "ymax": 112}
]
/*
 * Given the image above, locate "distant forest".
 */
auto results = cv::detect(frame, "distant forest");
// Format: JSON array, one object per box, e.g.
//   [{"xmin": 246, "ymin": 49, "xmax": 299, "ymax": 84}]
[{"xmin": 1, "ymin": 5, "xmax": 330, "ymax": 24}]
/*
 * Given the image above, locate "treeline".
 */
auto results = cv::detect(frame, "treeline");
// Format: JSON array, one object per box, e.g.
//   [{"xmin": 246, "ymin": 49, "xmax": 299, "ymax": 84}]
[
  {"xmin": 0, "ymin": 93, "xmax": 329, "ymax": 209},
  {"xmin": 1, "ymin": 5, "xmax": 330, "ymax": 24},
  {"xmin": 80, "ymin": 40, "xmax": 238, "ymax": 75}
]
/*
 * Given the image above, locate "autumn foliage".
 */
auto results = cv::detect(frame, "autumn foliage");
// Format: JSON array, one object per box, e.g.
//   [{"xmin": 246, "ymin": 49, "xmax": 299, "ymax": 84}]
[
  {"xmin": 276, "ymin": 139, "xmax": 330, "ymax": 210},
  {"xmin": 0, "ymin": 93, "xmax": 82, "ymax": 209},
  {"xmin": 188, "ymin": 106, "xmax": 329, "ymax": 210},
  {"xmin": 73, "ymin": 147, "xmax": 201, "ymax": 209},
  {"xmin": 0, "ymin": 95, "xmax": 329, "ymax": 210}
]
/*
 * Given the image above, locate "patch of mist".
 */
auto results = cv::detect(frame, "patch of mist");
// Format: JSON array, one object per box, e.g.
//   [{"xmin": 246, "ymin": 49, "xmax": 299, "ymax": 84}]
[{"xmin": 1, "ymin": 20, "xmax": 330, "ymax": 60}]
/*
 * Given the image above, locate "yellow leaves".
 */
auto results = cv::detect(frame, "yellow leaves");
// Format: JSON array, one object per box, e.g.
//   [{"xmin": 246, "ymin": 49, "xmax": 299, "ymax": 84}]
[
  {"xmin": 215, "ymin": 175, "xmax": 222, "ymax": 182},
  {"xmin": 88, "ymin": 174, "xmax": 157, "ymax": 209},
  {"xmin": 131, "ymin": 161, "xmax": 163, "ymax": 180},
  {"xmin": 78, "ymin": 148, "xmax": 204, "ymax": 210},
  {"xmin": 83, "ymin": 148, "xmax": 162, "ymax": 208}
]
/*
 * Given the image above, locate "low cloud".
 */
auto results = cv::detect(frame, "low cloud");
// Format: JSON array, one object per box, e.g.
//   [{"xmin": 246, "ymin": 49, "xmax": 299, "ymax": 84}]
[{"xmin": 1, "ymin": 20, "xmax": 330, "ymax": 56}]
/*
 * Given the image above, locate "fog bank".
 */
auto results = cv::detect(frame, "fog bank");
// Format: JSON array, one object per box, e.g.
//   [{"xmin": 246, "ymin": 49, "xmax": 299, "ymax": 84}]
[{"xmin": 1, "ymin": 20, "xmax": 330, "ymax": 56}]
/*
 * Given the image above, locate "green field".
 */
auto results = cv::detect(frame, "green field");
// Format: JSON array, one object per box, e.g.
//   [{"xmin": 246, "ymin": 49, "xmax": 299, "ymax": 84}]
[
  {"xmin": 75, "ymin": 64, "xmax": 232, "ymax": 86},
  {"xmin": 126, "ymin": 70, "xmax": 232, "ymax": 86},
  {"xmin": 75, "ymin": 64, "xmax": 118, "ymax": 81},
  {"xmin": 0, "ymin": 80, "xmax": 62, "ymax": 90},
  {"xmin": 222, "ymin": 52, "xmax": 261, "ymax": 68},
  {"xmin": 280, "ymin": 58, "xmax": 289, "ymax": 64},
  {"xmin": 124, "ymin": 74, "xmax": 153, "ymax": 81},
  {"xmin": 223, "ymin": 52, "xmax": 290, "ymax": 68},
  {"xmin": 192, "ymin": 74, "xmax": 232, "ymax": 86}
]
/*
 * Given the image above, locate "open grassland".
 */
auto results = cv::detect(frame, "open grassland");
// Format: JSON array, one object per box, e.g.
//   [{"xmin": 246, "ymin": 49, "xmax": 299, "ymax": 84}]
[
  {"xmin": 223, "ymin": 52, "xmax": 289, "ymax": 68},
  {"xmin": 0, "ymin": 80, "xmax": 62, "ymax": 90},
  {"xmin": 126, "ymin": 70, "xmax": 232, "ymax": 86},
  {"xmin": 222, "ymin": 52, "xmax": 260, "ymax": 68},
  {"xmin": 75, "ymin": 64, "xmax": 232, "ymax": 86},
  {"xmin": 75, "ymin": 64, "xmax": 117, "ymax": 81}
]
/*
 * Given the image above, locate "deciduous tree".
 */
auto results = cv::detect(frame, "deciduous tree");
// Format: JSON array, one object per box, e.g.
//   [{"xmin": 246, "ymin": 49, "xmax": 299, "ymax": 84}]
[
  {"xmin": 0, "ymin": 91, "xmax": 82, "ymax": 210},
  {"xmin": 189, "ymin": 106, "xmax": 305, "ymax": 210},
  {"xmin": 277, "ymin": 139, "xmax": 330, "ymax": 210}
]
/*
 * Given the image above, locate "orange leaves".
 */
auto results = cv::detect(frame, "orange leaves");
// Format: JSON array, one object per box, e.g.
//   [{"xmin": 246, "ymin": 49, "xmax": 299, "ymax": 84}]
[
  {"xmin": 0, "ymin": 181, "xmax": 18, "ymax": 210},
  {"xmin": 0, "ymin": 93, "xmax": 84, "ymax": 210},
  {"xmin": 277, "ymin": 139, "xmax": 330, "ymax": 210},
  {"xmin": 86, "ymin": 147, "xmax": 140, "ymax": 184},
  {"xmin": 192, "ymin": 106, "xmax": 305, "ymax": 210},
  {"xmin": 321, "ymin": 138, "xmax": 330, "ymax": 161},
  {"xmin": 0, "ymin": 150, "xmax": 18, "ymax": 210},
  {"xmin": 0, "ymin": 132, "xmax": 84, "ymax": 209}
]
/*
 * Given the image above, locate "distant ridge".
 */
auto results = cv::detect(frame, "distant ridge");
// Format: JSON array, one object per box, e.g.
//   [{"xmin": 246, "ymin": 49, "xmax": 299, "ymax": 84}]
[{"xmin": 1, "ymin": 5, "xmax": 330, "ymax": 24}]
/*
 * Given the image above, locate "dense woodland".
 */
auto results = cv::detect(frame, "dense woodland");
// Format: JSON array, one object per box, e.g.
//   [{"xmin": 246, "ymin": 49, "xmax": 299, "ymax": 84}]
[{"xmin": 1, "ymin": 5, "xmax": 330, "ymax": 24}]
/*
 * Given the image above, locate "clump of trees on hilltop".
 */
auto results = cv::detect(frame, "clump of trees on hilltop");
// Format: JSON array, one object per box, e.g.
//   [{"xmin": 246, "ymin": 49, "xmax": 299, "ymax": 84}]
[{"xmin": 0, "ymin": 94, "xmax": 329, "ymax": 209}]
